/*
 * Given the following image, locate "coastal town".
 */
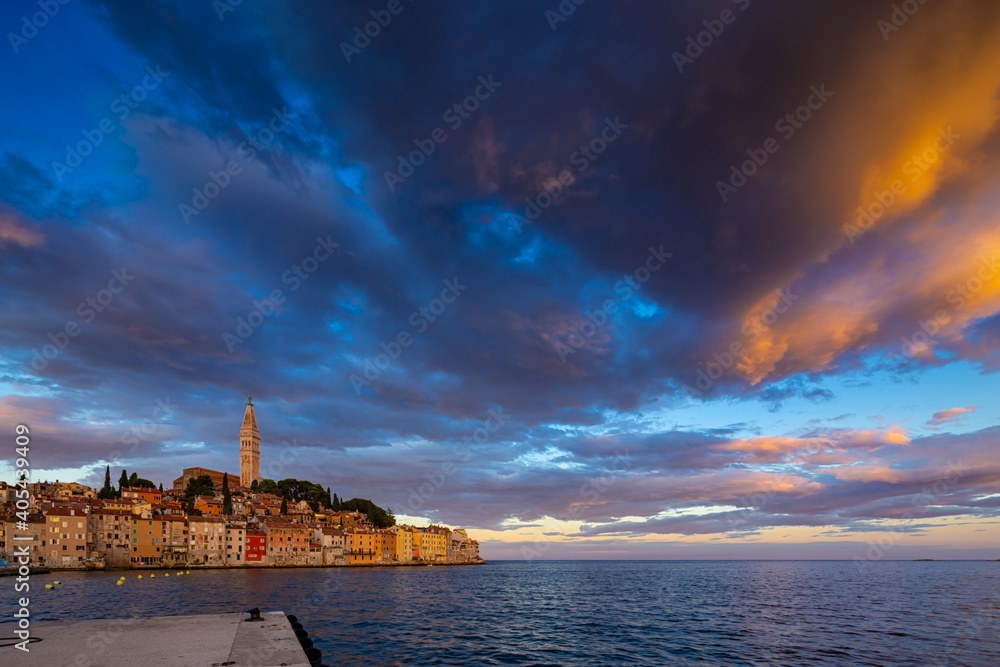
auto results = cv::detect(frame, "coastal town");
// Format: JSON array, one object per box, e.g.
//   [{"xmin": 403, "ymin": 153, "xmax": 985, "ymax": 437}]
[{"xmin": 1, "ymin": 398, "xmax": 481, "ymax": 570}]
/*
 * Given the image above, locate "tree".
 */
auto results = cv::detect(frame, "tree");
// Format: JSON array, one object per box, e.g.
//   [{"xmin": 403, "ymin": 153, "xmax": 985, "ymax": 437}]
[
  {"xmin": 98, "ymin": 465, "xmax": 114, "ymax": 499},
  {"xmin": 333, "ymin": 493, "xmax": 340, "ymax": 510},
  {"xmin": 126, "ymin": 476, "xmax": 156, "ymax": 489},
  {"xmin": 340, "ymin": 498, "xmax": 396, "ymax": 528},
  {"xmin": 159, "ymin": 483, "xmax": 164, "ymax": 494},
  {"xmin": 222, "ymin": 473, "xmax": 233, "ymax": 515},
  {"xmin": 280, "ymin": 497, "xmax": 288, "ymax": 515},
  {"xmin": 251, "ymin": 479, "xmax": 258, "ymax": 492},
  {"xmin": 119, "ymin": 469, "xmax": 128, "ymax": 491},
  {"xmin": 327, "ymin": 486, "xmax": 332, "ymax": 508},
  {"xmin": 183, "ymin": 474, "xmax": 215, "ymax": 503}
]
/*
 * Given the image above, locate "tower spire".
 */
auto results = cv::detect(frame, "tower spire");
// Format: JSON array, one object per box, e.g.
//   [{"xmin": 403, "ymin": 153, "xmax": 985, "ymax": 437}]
[{"xmin": 239, "ymin": 396, "xmax": 261, "ymax": 488}]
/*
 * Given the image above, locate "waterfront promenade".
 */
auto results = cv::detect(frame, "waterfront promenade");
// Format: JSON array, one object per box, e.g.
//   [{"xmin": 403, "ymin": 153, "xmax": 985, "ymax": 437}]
[{"xmin": 0, "ymin": 611, "xmax": 311, "ymax": 666}]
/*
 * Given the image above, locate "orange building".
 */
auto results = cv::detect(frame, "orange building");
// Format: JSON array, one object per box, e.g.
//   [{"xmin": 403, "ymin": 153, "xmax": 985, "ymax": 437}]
[
  {"xmin": 262, "ymin": 518, "xmax": 310, "ymax": 565},
  {"xmin": 194, "ymin": 496, "xmax": 224, "ymax": 516},
  {"xmin": 121, "ymin": 487, "xmax": 162, "ymax": 503},
  {"xmin": 347, "ymin": 528, "xmax": 377, "ymax": 564},
  {"xmin": 131, "ymin": 516, "xmax": 168, "ymax": 565}
]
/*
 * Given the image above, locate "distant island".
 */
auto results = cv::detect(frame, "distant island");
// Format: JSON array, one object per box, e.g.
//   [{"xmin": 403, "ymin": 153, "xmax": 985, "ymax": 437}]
[{"xmin": 1, "ymin": 397, "xmax": 481, "ymax": 570}]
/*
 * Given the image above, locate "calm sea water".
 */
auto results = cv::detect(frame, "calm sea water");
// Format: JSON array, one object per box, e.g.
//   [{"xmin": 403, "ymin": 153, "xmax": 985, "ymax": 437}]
[{"xmin": 11, "ymin": 560, "xmax": 1000, "ymax": 666}]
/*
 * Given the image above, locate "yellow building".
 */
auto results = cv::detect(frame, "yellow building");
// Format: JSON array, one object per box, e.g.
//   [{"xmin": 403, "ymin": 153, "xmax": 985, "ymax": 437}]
[
  {"xmin": 408, "ymin": 527, "xmax": 423, "ymax": 560},
  {"xmin": 130, "ymin": 500, "xmax": 152, "ymax": 516},
  {"xmin": 347, "ymin": 528, "xmax": 376, "ymax": 564},
  {"xmin": 54, "ymin": 482, "xmax": 96, "ymax": 500},
  {"xmin": 418, "ymin": 527, "xmax": 448, "ymax": 562},
  {"xmin": 101, "ymin": 499, "xmax": 132, "ymax": 512},
  {"xmin": 392, "ymin": 527, "xmax": 412, "ymax": 562}
]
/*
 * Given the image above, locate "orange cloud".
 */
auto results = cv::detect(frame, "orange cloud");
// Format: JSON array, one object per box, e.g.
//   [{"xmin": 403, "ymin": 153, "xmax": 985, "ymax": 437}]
[
  {"xmin": 927, "ymin": 405, "xmax": 978, "ymax": 427},
  {"xmin": 0, "ymin": 214, "xmax": 44, "ymax": 249},
  {"xmin": 730, "ymin": 3, "xmax": 1000, "ymax": 384}
]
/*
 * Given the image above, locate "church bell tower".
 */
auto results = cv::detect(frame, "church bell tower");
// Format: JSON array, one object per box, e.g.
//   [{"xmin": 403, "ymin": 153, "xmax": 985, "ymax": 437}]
[{"xmin": 240, "ymin": 395, "xmax": 261, "ymax": 488}]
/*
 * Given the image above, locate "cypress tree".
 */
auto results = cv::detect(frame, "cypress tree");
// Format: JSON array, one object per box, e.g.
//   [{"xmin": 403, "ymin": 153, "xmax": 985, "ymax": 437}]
[
  {"xmin": 118, "ymin": 469, "xmax": 128, "ymax": 492},
  {"xmin": 280, "ymin": 497, "xmax": 288, "ymax": 515},
  {"xmin": 222, "ymin": 473, "xmax": 233, "ymax": 515},
  {"xmin": 99, "ymin": 465, "xmax": 112, "ymax": 499}
]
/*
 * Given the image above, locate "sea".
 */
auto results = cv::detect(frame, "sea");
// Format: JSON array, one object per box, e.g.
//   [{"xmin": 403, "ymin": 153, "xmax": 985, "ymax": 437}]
[{"xmin": 10, "ymin": 560, "xmax": 999, "ymax": 666}]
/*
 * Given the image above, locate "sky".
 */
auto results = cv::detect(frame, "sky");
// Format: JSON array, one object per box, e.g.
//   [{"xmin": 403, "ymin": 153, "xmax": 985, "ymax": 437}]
[{"xmin": 1, "ymin": 0, "xmax": 999, "ymax": 560}]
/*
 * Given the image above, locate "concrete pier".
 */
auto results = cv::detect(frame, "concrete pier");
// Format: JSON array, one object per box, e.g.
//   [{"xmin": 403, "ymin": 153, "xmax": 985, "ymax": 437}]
[{"xmin": 1, "ymin": 611, "xmax": 312, "ymax": 666}]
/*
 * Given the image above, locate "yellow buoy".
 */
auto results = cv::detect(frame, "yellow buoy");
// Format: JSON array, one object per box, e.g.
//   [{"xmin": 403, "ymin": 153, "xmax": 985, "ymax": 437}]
[
  {"xmin": 150, "ymin": 574, "xmax": 155, "ymax": 578},
  {"xmin": 53, "ymin": 581, "xmax": 60, "ymax": 584},
  {"xmin": 137, "ymin": 575, "xmax": 143, "ymax": 579},
  {"xmin": 185, "ymin": 570, "xmax": 190, "ymax": 574},
  {"xmin": 164, "ymin": 573, "xmax": 169, "ymax": 577},
  {"xmin": 45, "ymin": 584, "xmax": 53, "ymax": 589},
  {"xmin": 116, "ymin": 580, "xmax": 124, "ymax": 586}
]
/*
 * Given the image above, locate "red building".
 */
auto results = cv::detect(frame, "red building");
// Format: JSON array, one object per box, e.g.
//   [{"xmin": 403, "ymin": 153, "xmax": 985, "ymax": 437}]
[{"xmin": 245, "ymin": 532, "xmax": 266, "ymax": 562}]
